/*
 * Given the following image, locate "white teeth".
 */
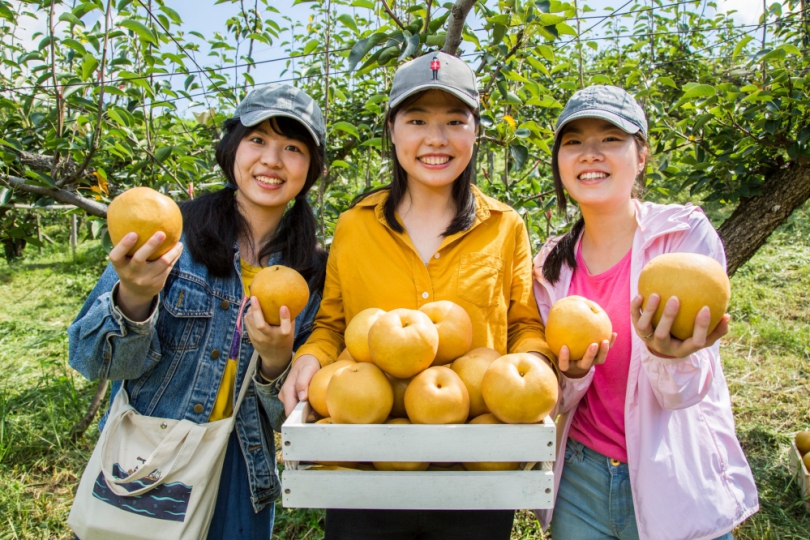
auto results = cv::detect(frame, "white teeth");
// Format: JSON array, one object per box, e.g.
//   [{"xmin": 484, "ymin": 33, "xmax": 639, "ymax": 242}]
[
  {"xmin": 420, "ymin": 156, "xmax": 450, "ymax": 165},
  {"xmin": 579, "ymin": 172, "xmax": 608, "ymax": 180},
  {"xmin": 256, "ymin": 175, "xmax": 284, "ymax": 185}
]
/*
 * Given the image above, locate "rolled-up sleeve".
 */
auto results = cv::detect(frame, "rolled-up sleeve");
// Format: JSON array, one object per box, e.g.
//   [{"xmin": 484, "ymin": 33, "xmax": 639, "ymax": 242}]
[
  {"xmin": 68, "ymin": 263, "xmax": 161, "ymax": 382},
  {"xmin": 506, "ymin": 217, "xmax": 556, "ymax": 363}
]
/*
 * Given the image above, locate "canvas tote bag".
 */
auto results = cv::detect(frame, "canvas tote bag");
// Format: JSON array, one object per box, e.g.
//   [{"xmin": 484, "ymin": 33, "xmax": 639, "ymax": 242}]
[{"xmin": 68, "ymin": 347, "xmax": 260, "ymax": 540}]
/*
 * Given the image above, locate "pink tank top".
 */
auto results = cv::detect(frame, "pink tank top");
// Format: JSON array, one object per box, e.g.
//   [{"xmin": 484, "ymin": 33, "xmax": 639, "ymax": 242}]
[{"xmin": 567, "ymin": 243, "xmax": 632, "ymax": 462}]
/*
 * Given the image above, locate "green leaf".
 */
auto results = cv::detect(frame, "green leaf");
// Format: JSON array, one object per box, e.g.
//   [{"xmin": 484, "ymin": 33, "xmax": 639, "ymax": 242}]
[
  {"xmin": 101, "ymin": 228, "xmax": 114, "ymax": 254},
  {"xmin": 159, "ymin": 5, "xmax": 183, "ymax": 25},
  {"xmin": 338, "ymin": 14, "xmax": 359, "ymax": 34},
  {"xmin": 509, "ymin": 144, "xmax": 528, "ymax": 171},
  {"xmin": 332, "ymin": 121, "xmax": 360, "ymax": 139},
  {"xmin": 155, "ymin": 146, "xmax": 172, "ymax": 162},
  {"xmin": 331, "ymin": 159, "xmax": 352, "ymax": 169},
  {"xmin": 81, "ymin": 54, "xmax": 99, "ymax": 80},
  {"xmin": 399, "ymin": 33, "xmax": 420, "ymax": 61},
  {"xmin": 361, "ymin": 137, "xmax": 382, "ymax": 147},
  {"xmin": 798, "ymin": 127, "xmax": 810, "ymax": 145},
  {"xmin": 538, "ymin": 13, "xmax": 566, "ymax": 25},
  {"xmin": 657, "ymin": 76, "xmax": 678, "ymax": 89},
  {"xmin": 732, "ymin": 35, "xmax": 753, "ymax": 59},
  {"xmin": 682, "ymin": 84, "xmax": 716, "ymax": 100},
  {"xmin": 537, "ymin": 44, "xmax": 554, "ymax": 61},
  {"xmin": 350, "ymin": 0, "xmax": 376, "ymax": 8},
  {"xmin": 779, "ymin": 43, "xmax": 802, "ymax": 56},
  {"xmin": 425, "ymin": 34, "xmax": 446, "ymax": 47},
  {"xmin": 759, "ymin": 48, "xmax": 786, "ymax": 63},
  {"xmin": 120, "ymin": 19, "xmax": 157, "ymax": 45},
  {"xmin": 303, "ymin": 39, "xmax": 319, "ymax": 55},
  {"xmin": 58, "ymin": 12, "xmax": 83, "ymax": 26},
  {"xmin": 61, "ymin": 39, "xmax": 87, "ymax": 55},
  {"xmin": 492, "ymin": 23, "xmax": 506, "ymax": 46},
  {"xmin": 0, "ymin": 188, "xmax": 11, "ymax": 205},
  {"xmin": 348, "ymin": 33, "xmax": 387, "ymax": 72},
  {"xmin": 555, "ymin": 22, "xmax": 577, "ymax": 36}
]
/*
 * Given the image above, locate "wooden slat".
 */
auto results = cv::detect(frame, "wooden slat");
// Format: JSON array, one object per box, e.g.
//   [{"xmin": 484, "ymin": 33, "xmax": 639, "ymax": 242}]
[
  {"xmin": 788, "ymin": 441, "xmax": 810, "ymax": 513},
  {"xmin": 282, "ymin": 402, "xmax": 556, "ymax": 462},
  {"xmin": 282, "ymin": 469, "xmax": 554, "ymax": 510}
]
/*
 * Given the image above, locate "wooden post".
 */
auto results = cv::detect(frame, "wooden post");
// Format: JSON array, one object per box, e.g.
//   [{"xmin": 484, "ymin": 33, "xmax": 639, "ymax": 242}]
[
  {"xmin": 70, "ymin": 213, "xmax": 78, "ymax": 255},
  {"xmin": 36, "ymin": 213, "xmax": 43, "ymax": 254}
]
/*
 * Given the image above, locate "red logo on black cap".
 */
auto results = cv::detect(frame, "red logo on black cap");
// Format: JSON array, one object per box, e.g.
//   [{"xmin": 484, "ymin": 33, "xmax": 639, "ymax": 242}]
[{"xmin": 430, "ymin": 56, "xmax": 440, "ymax": 80}]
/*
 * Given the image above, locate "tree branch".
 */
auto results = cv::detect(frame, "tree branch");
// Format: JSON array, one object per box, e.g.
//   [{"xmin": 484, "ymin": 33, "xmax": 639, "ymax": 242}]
[
  {"xmin": 442, "ymin": 0, "xmax": 478, "ymax": 55},
  {"xmin": 481, "ymin": 29, "xmax": 524, "ymax": 96},
  {"xmin": 3, "ymin": 175, "xmax": 108, "ymax": 218},
  {"xmin": 380, "ymin": 0, "xmax": 406, "ymax": 30},
  {"xmin": 62, "ymin": 0, "xmax": 113, "ymax": 186}
]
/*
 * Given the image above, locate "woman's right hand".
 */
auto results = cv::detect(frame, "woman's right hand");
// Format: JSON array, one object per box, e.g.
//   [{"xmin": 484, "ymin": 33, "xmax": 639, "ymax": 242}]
[
  {"xmin": 279, "ymin": 354, "xmax": 321, "ymax": 418},
  {"xmin": 110, "ymin": 231, "xmax": 183, "ymax": 321},
  {"xmin": 557, "ymin": 333, "xmax": 616, "ymax": 379}
]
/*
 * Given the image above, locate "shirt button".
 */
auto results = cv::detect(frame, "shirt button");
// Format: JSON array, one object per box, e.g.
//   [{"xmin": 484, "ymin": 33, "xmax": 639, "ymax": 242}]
[
  {"xmin": 422, "ymin": 292, "xmax": 429, "ymax": 299},
  {"xmin": 193, "ymin": 404, "xmax": 204, "ymax": 414},
  {"xmin": 211, "ymin": 349, "xmax": 221, "ymax": 359},
  {"xmin": 220, "ymin": 300, "xmax": 230, "ymax": 310},
  {"xmin": 434, "ymin": 253, "xmax": 440, "ymax": 259}
]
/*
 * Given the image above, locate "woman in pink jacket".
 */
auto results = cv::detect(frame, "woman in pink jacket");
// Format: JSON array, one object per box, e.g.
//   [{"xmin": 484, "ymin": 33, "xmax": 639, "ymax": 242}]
[{"xmin": 532, "ymin": 86, "xmax": 758, "ymax": 540}]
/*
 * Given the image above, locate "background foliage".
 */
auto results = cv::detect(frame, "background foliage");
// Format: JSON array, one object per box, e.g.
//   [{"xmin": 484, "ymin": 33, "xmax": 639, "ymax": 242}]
[{"xmin": 1, "ymin": 0, "xmax": 809, "ymax": 269}]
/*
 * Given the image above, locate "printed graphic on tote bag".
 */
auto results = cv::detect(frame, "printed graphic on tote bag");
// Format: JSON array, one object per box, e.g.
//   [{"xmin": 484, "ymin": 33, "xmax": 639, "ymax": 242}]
[{"xmin": 92, "ymin": 458, "xmax": 192, "ymax": 522}]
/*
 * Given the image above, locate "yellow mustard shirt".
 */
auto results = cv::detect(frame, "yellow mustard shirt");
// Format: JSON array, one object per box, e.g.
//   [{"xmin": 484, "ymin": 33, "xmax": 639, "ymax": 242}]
[
  {"xmin": 294, "ymin": 185, "xmax": 555, "ymax": 368},
  {"xmin": 209, "ymin": 258, "xmax": 262, "ymax": 422}
]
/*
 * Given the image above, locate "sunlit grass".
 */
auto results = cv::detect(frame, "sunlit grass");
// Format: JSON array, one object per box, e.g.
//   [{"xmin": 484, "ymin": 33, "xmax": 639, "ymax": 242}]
[{"xmin": 1, "ymin": 207, "xmax": 808, "ymax": 538}]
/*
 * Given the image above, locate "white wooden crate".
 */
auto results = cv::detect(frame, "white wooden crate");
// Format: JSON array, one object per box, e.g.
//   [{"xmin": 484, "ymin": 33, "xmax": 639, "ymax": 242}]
[
  {"xmin": 788, "ymin": 440, "xmax": 810, "ymax": 513},
  {"xmin": 280, "ymin": 402, "xmax": 556, "ymax": 510}
]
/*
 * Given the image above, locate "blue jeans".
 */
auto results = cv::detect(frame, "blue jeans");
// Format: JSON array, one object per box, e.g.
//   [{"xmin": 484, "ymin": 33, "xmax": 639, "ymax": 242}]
[
  {"xmin": 207, "ymin": 431, "xmax": 275, "ymax": 539},
  {"xmin": 550, "ymin": 438, "xmax": 733, "ymax": 540}
]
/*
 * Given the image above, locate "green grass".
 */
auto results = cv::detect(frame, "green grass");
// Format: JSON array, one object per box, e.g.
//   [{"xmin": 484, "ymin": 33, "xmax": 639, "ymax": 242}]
[{"xmin": 1, "ymin": 208, "xmax": 809, "ymax": 539}]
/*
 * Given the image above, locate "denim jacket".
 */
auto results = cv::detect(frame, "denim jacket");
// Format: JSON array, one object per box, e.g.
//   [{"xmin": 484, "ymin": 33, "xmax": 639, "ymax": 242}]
[{"xmin": 68, "ymin": 241, "xmax": 321, "ymax": 512}]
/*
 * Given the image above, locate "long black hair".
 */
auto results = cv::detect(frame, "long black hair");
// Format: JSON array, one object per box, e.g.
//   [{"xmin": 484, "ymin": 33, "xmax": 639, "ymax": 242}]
[
  {"xmin": 181, "ymin": 116, "xmax": 327, "ymax": 292},
  {"xmin": 351, "ymin": 90, "xmax": 479, "ymax": 236},
  {"xmin": 542, "ymin": 126, "xmax": 648, "ymax": 285}
]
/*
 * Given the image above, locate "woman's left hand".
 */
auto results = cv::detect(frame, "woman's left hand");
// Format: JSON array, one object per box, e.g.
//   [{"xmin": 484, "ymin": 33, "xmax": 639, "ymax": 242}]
[
  {"xmin": 631, "ymin": 293, "xmax": 730, "ymax": 360},
  {"xmin": 244, "ymin": 297, "xmax": 296, "ymax": 380}
]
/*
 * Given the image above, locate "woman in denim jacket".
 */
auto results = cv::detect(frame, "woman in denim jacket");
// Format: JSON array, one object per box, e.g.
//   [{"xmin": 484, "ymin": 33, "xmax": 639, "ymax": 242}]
[{"xmin": 68, "ymin": 84, "xmax": 327, "ymax": 539}]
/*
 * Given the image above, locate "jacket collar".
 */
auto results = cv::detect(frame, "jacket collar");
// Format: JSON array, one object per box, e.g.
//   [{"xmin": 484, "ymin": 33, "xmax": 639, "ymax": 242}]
[{"xmin": 533, "ymin": 199, "xmax": 702, "ymax": 296}]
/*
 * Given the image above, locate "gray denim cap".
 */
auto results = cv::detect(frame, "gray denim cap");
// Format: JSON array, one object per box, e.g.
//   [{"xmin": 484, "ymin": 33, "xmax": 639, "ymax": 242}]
[
  {"xmin": 389, "ymin": 51, "xmax": 479, "ymax": 110},
  {"xmin": 233, "ymin": 84, "xmax": 326, "ymax": 146},
  {"xmin": 555, "ymin": 85, "xmax": 647, "ymax": 139}
]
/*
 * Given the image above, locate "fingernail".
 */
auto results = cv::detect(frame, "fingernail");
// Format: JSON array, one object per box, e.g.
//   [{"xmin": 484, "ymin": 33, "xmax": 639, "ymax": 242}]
[
  {"xmin": 298, "ymin": 391, "xmax": 306, "ymax": 400},
  {"xmin": 125, "ymin": 232, "xmax": 136, "ymax": 241}
]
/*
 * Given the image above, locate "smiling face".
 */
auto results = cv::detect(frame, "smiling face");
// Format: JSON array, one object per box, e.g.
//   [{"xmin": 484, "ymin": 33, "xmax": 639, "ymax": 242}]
[
  {"xmin": 232, "ymin": 118, "xmax": 312, "ymax": 214},
  {"xmin": 556, "ymin": 117, "xmax": 646, "ymax": 211},
  {"xmin": 388, "ymin": 90, "xmax": 477, "ymax": 194}
]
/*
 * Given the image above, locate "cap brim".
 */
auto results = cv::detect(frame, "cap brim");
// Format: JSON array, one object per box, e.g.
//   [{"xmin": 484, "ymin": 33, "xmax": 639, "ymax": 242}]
[
  {"xmin": 389, "ymin": 83, "xmax": 478, "ymax": 111},
  {"xmin": 554, "ymin": 110, "xmax": 641, "ymax": 138},
  {"xmin": 239, "ymin": 110, "xmax": 323, "ymax": 146}
]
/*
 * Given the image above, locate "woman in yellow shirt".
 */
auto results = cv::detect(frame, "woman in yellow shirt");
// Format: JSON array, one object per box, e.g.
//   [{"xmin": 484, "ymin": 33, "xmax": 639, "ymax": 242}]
[{"xmin": 279, "ymin": 52, "xmax": 555, "ymax": 539}]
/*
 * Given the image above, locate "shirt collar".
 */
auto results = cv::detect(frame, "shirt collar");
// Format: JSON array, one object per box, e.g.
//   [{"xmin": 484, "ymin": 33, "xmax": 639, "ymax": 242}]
[{"xmin": 357, "ymin": 184, "xmax": 508, "ymax": 229}]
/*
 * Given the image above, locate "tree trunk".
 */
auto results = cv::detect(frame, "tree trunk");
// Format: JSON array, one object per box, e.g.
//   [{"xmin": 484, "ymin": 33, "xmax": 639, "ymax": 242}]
[
  {"xmin": 70, "ymin": 378, "xmax": 109, "ymax": 441},
  {"xmin": 718, "ymin": 161, "xmax": 810, "ymax": 276},
  {"xmin": 442, "ymin": 0, "xmax": 477, "ymax": 55}
]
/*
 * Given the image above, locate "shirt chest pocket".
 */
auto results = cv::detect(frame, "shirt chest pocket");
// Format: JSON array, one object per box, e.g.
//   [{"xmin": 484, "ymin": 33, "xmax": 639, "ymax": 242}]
[
  {"xmin": 157, "ymin": 279, "xmax": 214, "ymax": 351},
  {"xmin": 456, "ymin": 252, "xmax": 504, "ymax": 308}
]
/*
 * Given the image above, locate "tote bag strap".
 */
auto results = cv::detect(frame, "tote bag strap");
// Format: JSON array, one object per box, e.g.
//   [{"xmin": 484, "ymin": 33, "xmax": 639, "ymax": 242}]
[{"xmin": 231, "ymin": 350, "xmax": 260, "ymax": 418}]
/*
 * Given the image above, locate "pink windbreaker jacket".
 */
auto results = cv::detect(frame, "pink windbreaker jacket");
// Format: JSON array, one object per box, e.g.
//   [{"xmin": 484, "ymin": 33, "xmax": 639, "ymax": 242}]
[{"xmin": 533, "ymin": 201, "xmax": 758, "ymax": 540}]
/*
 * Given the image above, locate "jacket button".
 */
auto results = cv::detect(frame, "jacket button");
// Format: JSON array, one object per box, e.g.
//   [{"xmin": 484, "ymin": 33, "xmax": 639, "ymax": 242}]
[
  {"xmin": 422, "ymin": 292, "xmax": 429, "ymax": 299},
  {"xmin": 193, "ymin": 404, "xmax": 204, "ymax": 414},
  {"xmin": 220, "ymin": 300, "xmax": 230, "ymax": 310},
  {"xmin": 211, "ymin": 349, "xmax": 221, "ymax": 359}
]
